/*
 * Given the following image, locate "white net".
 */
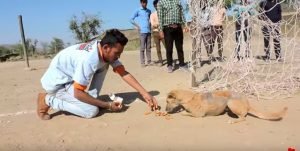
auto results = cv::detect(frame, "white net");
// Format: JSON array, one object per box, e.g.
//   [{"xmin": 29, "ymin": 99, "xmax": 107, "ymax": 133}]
[{"xmin": 188, "ymin": 0, "xmax": 300, "ymax": 100}]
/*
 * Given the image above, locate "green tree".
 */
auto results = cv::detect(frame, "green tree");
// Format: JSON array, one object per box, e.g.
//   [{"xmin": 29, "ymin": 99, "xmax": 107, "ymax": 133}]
[
  {"xmin": 69, "ymin": 12, "xmax": 102, "ymax": 43},
  {"xmin": 49, "ymin": 38, "xmax": 65, "ymax": 54},
  {"xmin": 25, "ymin": 38, "xmax": 38, "ymax": 56},
  {"xmin": 32, "ymin": 39, "xmax": 38, "ymax": 55},
  {"xmin": 0, "ymin": 46, "xmax": 10, "ymax": 56},
  {"xmin": 12, "ymin": 43, "xmax": 23, "ymax": 56},
  {"xmin": 40, "ymin": 42, "xmax": 49, "ymax": 54}
]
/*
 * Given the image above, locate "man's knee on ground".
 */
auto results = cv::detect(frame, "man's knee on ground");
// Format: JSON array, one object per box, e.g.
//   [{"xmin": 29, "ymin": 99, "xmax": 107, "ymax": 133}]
[{"xmin": 82, "ymin": 106, "xmax": 99, "ymax": 119}]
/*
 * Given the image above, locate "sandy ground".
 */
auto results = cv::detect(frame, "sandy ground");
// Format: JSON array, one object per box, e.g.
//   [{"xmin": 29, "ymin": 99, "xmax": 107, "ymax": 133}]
[{"xmin": 0, "ymin": 35, "xmax": 299, "ymax": 151}]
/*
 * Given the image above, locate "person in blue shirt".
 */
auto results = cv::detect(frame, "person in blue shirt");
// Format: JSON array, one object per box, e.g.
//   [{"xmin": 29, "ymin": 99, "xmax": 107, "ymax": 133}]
[
  {"xmin": 233, "ymin": 0, "xmax": 256, "ymax": 60},
  {"xmin": 130, "ymin": 0, "xmax": 152, "ymax": 67}
]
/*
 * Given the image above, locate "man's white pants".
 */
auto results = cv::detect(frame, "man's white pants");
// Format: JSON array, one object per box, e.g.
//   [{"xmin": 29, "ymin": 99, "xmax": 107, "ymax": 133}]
[{"xmin": 45, "ymin": 67, "xmax": 108, "ymax": 118}]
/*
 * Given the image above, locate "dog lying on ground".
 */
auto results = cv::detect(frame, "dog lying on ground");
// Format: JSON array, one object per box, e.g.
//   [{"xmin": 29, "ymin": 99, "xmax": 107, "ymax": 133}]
[{"xmin": 165, "ymin": 89, "xmax": 288, "ymax": 123}]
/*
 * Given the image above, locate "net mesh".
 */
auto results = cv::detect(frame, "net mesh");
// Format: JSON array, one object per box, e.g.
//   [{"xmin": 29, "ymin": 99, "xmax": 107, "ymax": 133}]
[{"xmin": 188, "ymin": 0, "xmax": 300, "ymax": 100}]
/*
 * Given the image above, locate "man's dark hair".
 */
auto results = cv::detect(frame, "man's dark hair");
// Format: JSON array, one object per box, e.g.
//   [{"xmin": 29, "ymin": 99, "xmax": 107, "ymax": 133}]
[
  {"xmin": 153, "ymin": 0, "xmax": 158, "ymax": 6},
  {"xmin": 140, "ymin": 0, "xmax": 147, "ymax": 3},
  {"xmin": 100, "ymin": 29, "xmax": 128, "ymax": 47}
]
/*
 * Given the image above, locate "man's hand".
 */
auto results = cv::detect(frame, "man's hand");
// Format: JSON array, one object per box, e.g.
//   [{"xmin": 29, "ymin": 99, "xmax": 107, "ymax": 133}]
[
  {"xmin": 142, "ymin": 93, "xmax": 158, "ymax": 110},
  {"xmin": 152, "ymin": 24, "xmax": 159, "ymax": 29},
  {"xmin": 135, "ymin": 26, "xmax": 140, "ymax": 32},
  {"xmin": 120, "ymin": 73, "xmax": 159, "ymax": 110},
  {"xmin": 183, "ymin": 26, "xmax": 189, "ymax": 33},
  {"xmin": 159, "ymin": 31, "xmax": 164, "ymax": 39},
  {"xmin": 109, "ymin": 102, "xmax": 122, "ymax": 111}
]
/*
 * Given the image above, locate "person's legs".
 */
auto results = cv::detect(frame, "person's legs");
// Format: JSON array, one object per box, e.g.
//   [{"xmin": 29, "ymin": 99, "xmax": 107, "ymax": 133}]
[
  {"xmin": 273, "ymin": 25, "xmax": 281, "ymax": 59},
  {"xmin": 153, "ymin": 32, "xmax": 163, "ymax": 63},
  {"xmin": 163, "ymin": 27, "xmax": 174, "ymax": 67},
  {"xmin": 37, "ymin": 92, "xmax": 50, "ymax": 120},
  {"xmin": 210, "ymin": 26, "xmax": 217, "ymax": 55},
  {"xmin": 174, "ymin": 26, "xmax": 185, "ymax": 67},
  {"xmin": 202, "ymin": 27, "xmax": 213, "ymax": 58},
  {"xmin": 88, "ymin": 65, "xmax": 109, "ymax": 98},
  {"xmin": 243, "ymin": 27, "xmax": 250, "ymax": 58},
  {"xmin": 161, "ymin": 38, "xmax": 166, "ymax": 51},
  {"xmin": 145, "ymin": 33, "xmax": 152, "ymax": 64},
  {"xmin": 216, "ymin": 26, "xmax": 224, "ymax": 58},
  {"xmin": 44, "ymin": 66, "xmax": 110, "ymax": 119},
  {"xmin": 262, "ymin": 26, "xmax": 271, "ymax": 60},
  {"xmin": 139, "ymin": 33, "xmax": 147, "ymax": 66},
  {"xmin": 45, "ymin": 83, "xmax": 99, "ymax": 119},
  {"xmin": 235, "ymin": 27, "xmax": 241, "ymax": 59}
]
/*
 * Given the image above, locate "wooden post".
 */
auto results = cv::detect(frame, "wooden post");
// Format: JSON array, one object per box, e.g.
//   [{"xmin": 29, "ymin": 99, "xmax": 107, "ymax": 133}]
[
  {"xmin": 190, "ymin": 51, "xmax": 197, "ymax": 87},
  {"xmin": 18, "ymin": 15, "xmax": 30, "ymax": 68},
  {"xmin": 190, "ymin": 69, "xmax": 197, "ymax": 87},
  {"xmin": 190, "ymin": 37, "xmax": 197, "ymax": 87}
]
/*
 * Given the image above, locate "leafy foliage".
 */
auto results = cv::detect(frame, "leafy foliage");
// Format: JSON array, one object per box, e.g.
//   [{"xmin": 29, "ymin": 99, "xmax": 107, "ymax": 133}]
[
  {"xmin": 25, "ymin": 38, "xmax": 38, "ymax": 56},
  {"xmin": 12, "ymin": 43, "xmax": 23, "ymax": 56},
  {"xmin": 49, "ymin": 37, "xmax": 65, "ymax": 54},
  {"xmin": 69, "ymin": 12, "xmax": 103, "ymax": 43},
  {"xmin": 40, "ymin": 42, "xmax": 49, "ymax": 54},
  {"xmin": 0, "ymin": 46, "xmax": 11, "ymax": 56}
]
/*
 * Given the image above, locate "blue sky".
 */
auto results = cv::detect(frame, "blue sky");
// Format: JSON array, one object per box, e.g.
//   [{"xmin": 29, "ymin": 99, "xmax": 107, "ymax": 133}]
[{"xmin": 0, "ymin": 0, "xmax": 160, "ymax": 45}]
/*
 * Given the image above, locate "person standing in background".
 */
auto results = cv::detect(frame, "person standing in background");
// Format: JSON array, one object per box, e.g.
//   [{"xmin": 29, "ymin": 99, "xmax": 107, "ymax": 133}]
[
  {"xmin": 131, "ymin": 0, "xmax": 152, "ymax": 67},
  {"xmin": 233, "ymin": 0, "xmax": 255, "ymax": 61},
  {"xmin": 150, "ymin": 0, "xmax": 165, "ymax": 67},
  {"xmin": 259, "ymin": 0, "xmax": 282, "ymax": 61},
  {"xmin": 210, "ymin": 3, "xmax": 226, "ymax": 61},
  {"xmin": 157, "ymin": 0, "xmax": 189, "ymax": 73}
]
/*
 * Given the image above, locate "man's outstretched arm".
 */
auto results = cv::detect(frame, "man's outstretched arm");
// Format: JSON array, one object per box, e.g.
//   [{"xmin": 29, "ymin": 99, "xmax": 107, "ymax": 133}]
[{"xmin": 120, "ymin": 71, "xmax": 159, "ymax": 110}]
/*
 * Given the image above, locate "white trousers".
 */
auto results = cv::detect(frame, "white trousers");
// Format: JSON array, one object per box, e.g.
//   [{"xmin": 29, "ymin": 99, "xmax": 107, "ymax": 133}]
[{"xmin": 45, "ymin": 65, "xmax": 108, "ymax": 118}]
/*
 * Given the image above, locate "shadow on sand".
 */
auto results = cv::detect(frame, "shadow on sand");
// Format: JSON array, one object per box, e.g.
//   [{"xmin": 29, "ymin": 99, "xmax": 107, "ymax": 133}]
[{"xmin": 50, "ymin": 90, "xmax": 160, "ymax": 119}]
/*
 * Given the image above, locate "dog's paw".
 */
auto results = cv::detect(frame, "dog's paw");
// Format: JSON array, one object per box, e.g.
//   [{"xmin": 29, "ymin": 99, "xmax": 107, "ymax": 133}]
[
  {"xmin": 180, "ymin": 111, "xmax": 191, "ymax": 116},
  {"xmin": 227, "ymin": 119, "xmax": 239, "ymax": 124},
  {"xmin": 227, "ymin": 120, "xmax": 235, "ymax": 124},
  {"xmin": 227, "ymin": 118, "xmax": 246, "ymax": 124}
]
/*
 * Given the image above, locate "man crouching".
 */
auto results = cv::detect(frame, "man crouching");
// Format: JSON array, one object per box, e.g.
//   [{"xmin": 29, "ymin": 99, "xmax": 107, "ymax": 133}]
[{"xmin": 37, "ymin": 29, "xmax": 158, "ymax": 120}]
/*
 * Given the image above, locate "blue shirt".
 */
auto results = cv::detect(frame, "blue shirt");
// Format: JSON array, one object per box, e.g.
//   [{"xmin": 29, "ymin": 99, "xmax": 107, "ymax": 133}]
[
  {"xmin": 233, "ymin": 3, "xmax": 256, "ymax": 19},
  {"xmin": 130, "ymin": 7, "xmax": 151, "ymax": 34}
]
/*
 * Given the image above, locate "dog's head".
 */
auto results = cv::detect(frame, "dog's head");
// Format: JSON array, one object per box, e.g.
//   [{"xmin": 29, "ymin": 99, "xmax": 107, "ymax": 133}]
[
  {"xmin": 165, "ymin": 90, "xmax": 195, "ymax": 113},
  {"xmin": 165, "ymin": 91, "xmax": 181, "ymax": 113}
]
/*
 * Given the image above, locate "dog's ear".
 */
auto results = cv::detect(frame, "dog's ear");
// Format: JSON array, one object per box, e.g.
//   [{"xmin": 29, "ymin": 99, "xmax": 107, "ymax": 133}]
[{"xmin": 167, "ymin": 91, "xmax": 176, "ymax": 99}]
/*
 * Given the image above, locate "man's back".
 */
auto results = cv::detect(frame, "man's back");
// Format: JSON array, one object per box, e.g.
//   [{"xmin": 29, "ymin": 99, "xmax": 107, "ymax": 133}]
[
  {"xmin": 260, "ymin": 0, "xmax": 282, "ymax": 23},
  {"xmin": 157, "ymin": 0, "xmax": 185, "ymax": 28},
  {"xmin": 41, "ymin": 40, "xmax": 105, "ymax": 93},
  {"xmin": 211, "ymin": 6, "xmax": 226, "ymax": 26}
]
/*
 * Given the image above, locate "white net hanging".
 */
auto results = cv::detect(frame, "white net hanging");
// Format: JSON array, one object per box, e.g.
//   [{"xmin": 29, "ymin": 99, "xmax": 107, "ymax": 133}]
[{"xmin": 188, "ymin": 0, "xmax": 300, "ymax": 100}]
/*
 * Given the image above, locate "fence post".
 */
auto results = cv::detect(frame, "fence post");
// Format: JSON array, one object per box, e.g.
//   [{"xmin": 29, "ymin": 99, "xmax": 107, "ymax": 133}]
[{"xmin": 18, "ymin": 15, "xmax": 30, "ymax": 69}]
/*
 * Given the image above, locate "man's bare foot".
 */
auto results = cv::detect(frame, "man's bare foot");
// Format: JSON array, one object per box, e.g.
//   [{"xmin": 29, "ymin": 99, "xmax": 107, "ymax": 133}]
[{"xmin": 37, "ymin": 93, "xmax": 50, "ymax": 120}]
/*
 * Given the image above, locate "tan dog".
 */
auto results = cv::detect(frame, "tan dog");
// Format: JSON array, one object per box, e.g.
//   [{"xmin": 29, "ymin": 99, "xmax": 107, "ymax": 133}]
[{"xmin": 165, "ymin": 89, "xmax": 288, "ymax": 123}]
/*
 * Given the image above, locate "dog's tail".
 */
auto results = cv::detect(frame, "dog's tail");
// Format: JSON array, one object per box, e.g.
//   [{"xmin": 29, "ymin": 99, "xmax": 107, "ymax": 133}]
[{"xmin": 248, "ymin": 106, "xmax": 288, "ymax": 121}]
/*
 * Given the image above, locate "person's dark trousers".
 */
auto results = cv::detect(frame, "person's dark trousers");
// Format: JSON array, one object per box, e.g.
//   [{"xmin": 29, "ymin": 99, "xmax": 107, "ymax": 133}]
[
  {"xmin": 235, "ymin": 24, "xmax": 250, "ymax": 59},
  {"xmin": 262, "ymin": 25, "xmax": 281, "ymax": 60},
  {"xmin": 163, "ymin": 25, "xmax": 185, "ymax": 67}
]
